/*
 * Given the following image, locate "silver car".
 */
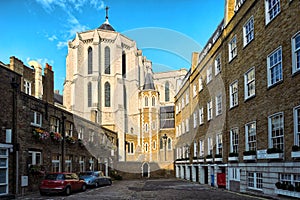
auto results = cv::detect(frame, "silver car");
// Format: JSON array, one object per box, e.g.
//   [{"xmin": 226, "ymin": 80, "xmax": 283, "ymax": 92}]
[{"xmin": 79, "ymin": 171, "xmax": 112, "ymax": 188}]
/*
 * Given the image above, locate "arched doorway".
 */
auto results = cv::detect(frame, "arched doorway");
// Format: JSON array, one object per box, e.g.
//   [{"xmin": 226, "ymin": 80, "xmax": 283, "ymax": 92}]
[{"xmin": 142, "ymin": 162, "xmax": 150, "ymax": 178}]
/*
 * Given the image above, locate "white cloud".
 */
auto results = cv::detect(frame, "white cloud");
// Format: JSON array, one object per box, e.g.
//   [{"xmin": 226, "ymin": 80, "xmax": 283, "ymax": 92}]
[
  {"xmin": 48, "ymin": 35, "xmax": 57, "ymax": 41},
  {"xmin": 57, "ymin": 41, "xmax": 68, "ymax": 49}
]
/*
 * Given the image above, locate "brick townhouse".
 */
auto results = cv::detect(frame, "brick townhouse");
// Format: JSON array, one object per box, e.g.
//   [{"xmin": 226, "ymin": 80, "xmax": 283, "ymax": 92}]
[
  {"xmin": 0, "ymin": 57, "xmax": 117, "ymax": 198},
  {"xmin": 175, "ymin": 0, "xmax": 300, "ymax": 198}
]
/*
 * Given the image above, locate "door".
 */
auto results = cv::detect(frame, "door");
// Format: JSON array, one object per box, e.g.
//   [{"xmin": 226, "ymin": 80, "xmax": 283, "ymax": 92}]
[{"xmin": 142, "ymin": 163, "xmax": 149, "ymax": 178}]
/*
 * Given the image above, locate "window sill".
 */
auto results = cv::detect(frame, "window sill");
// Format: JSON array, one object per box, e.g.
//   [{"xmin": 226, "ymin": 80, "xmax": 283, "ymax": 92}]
[
  {"xmin": 243, "ymin": 38, "xmax": 254, "ymax": 49},
  {"xmin": 267, "ymin": 80, "xmax": 283, "ymax": 90},
  {"xmin": 31, "ymin": 123, "xmax": 42, "ymax": 128},
  {"xmin": 229, "ymin": 105, "xmax": 239, "ymax": 110},
  {"xmin": 244, "ymin": 95, "xmax": 256, "ymax": 102},
  {"xmin": 228, "ymin": 56, "xmax": 237, "ymax": 64},
  {"xmin": 292, "ymin": 69, "xmax": 300, "ymax": 77}
]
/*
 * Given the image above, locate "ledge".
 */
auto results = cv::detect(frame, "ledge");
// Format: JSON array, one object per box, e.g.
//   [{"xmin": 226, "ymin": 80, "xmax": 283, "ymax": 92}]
[
  {"xmin": 228, "ymin": 156, "xmax": 238, "ymax": 162},
  {"xmin": 291, "ymin": 151, "xmax": 300, "ymax": 158},
  {"xmin": 275, "ymin": 189, "xmax": 300, "ymax": 198},
  {"xmin": 243, "ymin": 155, "xmax": 256, "ymax": 161}
]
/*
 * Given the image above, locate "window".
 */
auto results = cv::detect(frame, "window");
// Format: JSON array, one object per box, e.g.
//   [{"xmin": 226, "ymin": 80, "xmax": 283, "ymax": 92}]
[
  {"xmin": 279, "ymin": 174, "xmax": 300, "ymax": 191},
  {"xmin": 145, "ymin": 96, "xmax": 148, "ymax": 107},
  {"xmin": 89, "ymin": 158, "xmax": 94, "ymax": 171},
  {"xmin": 181, "ymin": 98, "xmax": 185, "ymax": 109},
  {"xmin": 215, "ymin": 94, "xmax": 222, "ymax": 116},
  {"xmin": 265, "ymin": 0, "xmax": 280, "ymax": 24},
  {"xmin": 230, "ymin": 81, "xmax": 238, "ymax": 108},
  {"xmin": 185, "ymin": 92, "xmax": 189, "ymax": 105},
  {"xmin": 193, "ymin": 141, "xmax": 198, "ymax": 157},
  {"xmin": 79, "ymin": 156, "xmax": 85, "ymax": 172},
  {"xmin": 89, "ymin": 131, "xmax": 94, "ymax": 142},
  {"xmin": 127, "ymin": 142, "xmax": 134, "ymax": 154},
  {"xmin": 294, "ymin": 106, "xmax": 300, "ymax": 146},
  {"xmin": 198, "ymin": 77, "xmax": 203, "ymax": 91},
  {"xmin": 65, "ymin": 155, "xmax": 72, "ymax": 172},
  {"xmin": 193, "ymin": 111, "xmax": 197, "ymax": 128},
  {"xmin": 215, "ymin": 55, "xmax": 221, "ymax": 75},
  {"xmin": 52, "ymin": 155, "xmax": 61, "ymax": 173},
  {"xmin": 267, "ymin": 47, "xmax": 282, "ymax": 87},
  {"xmin": 104, "ymin": 46, "xmax": 110, "ymax": 74},
  {"xmin": 247, "ymin": 172, "xmax": 263, "ymax": 190},
  {"xmin": 181, "ymin": 121, "xmax": 185, "ymax": 134},
  {"xmin": 0, "ymin": 149, "xmax": 8, "ymax": 195},
  {"xmin": 268, "ymin": 113, "xmax": 284, "ymax": 150},
  {"xmin": 122, "ymin": 51, "xmax": 126, "ymax": 77},
  {"xmin": 152, "ymin": 96, "xmax": 155, "ymax": 106},
  {"xmin": 292, "ymin": 32, "xmax": 300, "ymax": 74},
  {"xmin": 235, "ymin": 0, "xmax": 245, "ymax": 11},
  {"xmin": 228, "ymin": 36, "xmax": 237, "ymax": 61},
  {"xmin": 207, "ymin": 137, "xmax": 213, "ymax": 155},
  {"xmin": 31, "ymin": 111, "xmax": 42, "ymax": 127},
  {"xmin": 167, "ymin": 138, "xmax": 172, "ymax": 150},
  {"xmin": 207, "ymin": 100, "xmax": 213, "ymax": 121},
  {"xmin": 165, "ymin": 82, "xmax": 170, "ymax": 102},
  {"xmin": 24, "ymin": 80, "xmax": 31, "ymax": 95},
  {"xmin": 152, "ymin": 121, "xmax": 156, "ymax": 130},
  {"xmin": 145, "ymin": 143, "xmax": 148, "ymax": 152},
  {"xmin": 193, "ymin": 84, "xmax": 197, "ymax": 97},
  {"xmin": 243, "ymin": 16, "xmax": 254, "ymax": 46},
  {"xmin": 104, "ymin": 82, "xmax": 110, "ymax": 107},
  {"xmin": 199, "ymin": 107, "xmax": 204, "ymax": 125},
  {"xmin": 245, "ymin": 122, "xmax": 256, "ymax": 151},
  {"xmin": 88, "ymin": 82, "xmax": 92, "ymax": 107},
  {"xmin": 230, "ymin": 128, "xmax": 239, "ymax": 153},
  {"xmin": 50, "ymin": 117, "xmax": 59, "ymax": 132},
  {"xmin": 78, "ymin": 127, "xmax": 83, "ymax": 140},
  {"xmin": 88, "ymin": 47, "xmax": 92, "ymax": 74},
  {"xmin": 29, "ymin": 151, "xmax": 42, "ymax": 165},
  {"xmin": 65, "ymin": 122, "xmax": 73, "ymax": 137},
  {"xmin": 216, "ymin": 133, "xmax": 222, "ymax": 155},
  {"xmin": 160, "ymin": 106, "xmax": 175, "ymax": 129},
  {"xmin": 186, "ymin": 118, "xmax": 189, "ymax": 132},
  {"xmin": 145, "ymin": 123, "xmax": 148, "ymax": 132},
  {"xmin": 207, "ymin": 66, "xmax": 212, "ymax": 84},
  {"xmin": 229, "ymin": 168, "xmax": 240, "ymax": 181},
  {"xmin": 244, "ymin": 68, "xmax": 255, "ymax": 99},
  {"xmin": 153, "ymin": 141, "xmax": 156, "ymax": 150},
  {"xmin": 199, "ymin": 140, "xmax": 204, "ymax": 157}
]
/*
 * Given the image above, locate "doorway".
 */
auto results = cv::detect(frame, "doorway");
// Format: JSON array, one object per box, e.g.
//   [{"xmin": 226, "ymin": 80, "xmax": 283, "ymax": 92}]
[{"xmin": 142, "ymin": 162, "xmax": 149, "ymax": 178}]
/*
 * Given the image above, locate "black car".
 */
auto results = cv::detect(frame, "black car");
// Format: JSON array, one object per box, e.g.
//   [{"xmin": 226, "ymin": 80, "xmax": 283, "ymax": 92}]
[{"xmin": 79, "ymin": 171, "xmax": 112, "ymax": 188}]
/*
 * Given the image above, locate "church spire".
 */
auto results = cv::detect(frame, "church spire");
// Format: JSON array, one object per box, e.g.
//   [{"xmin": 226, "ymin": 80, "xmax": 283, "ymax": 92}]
[
  {"xmin": 105, "ymin": 6, "xmax": 109, "ymax": 23},
  {"xmin": 98, "ymin": 6, "xmax": 115, "ymax": 31}
]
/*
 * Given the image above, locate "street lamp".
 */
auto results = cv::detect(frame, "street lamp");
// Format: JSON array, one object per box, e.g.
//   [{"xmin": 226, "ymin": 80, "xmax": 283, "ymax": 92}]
[{"xmin": 162, "ymin": 134, "xmax": 168, "ymax": 161}]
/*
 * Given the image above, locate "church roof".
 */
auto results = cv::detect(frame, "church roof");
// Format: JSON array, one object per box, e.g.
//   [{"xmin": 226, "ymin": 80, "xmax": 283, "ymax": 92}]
[
  {"xmin": 99, "ymin": 6, "xmax": 115, "ymax": 31},
  {"xmin": 143, "ymin": 73, "xmax": 155, "ymax": 90}
]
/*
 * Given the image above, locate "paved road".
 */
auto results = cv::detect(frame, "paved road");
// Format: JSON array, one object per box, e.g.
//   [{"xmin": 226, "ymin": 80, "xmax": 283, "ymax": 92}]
[{"xmin": 22, "ymin": 179, "xmax": 276, "ymax": 200}]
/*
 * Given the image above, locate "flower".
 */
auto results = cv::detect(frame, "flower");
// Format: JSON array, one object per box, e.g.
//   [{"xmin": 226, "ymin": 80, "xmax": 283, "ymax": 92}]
[
  {"xmin": 66, "ymin": 135, "xmax": 76, "ymax": 144},
  {"xmin": 32, "ymin": 128, "xmax": 50, "ymax": 140},
  {"xmin": 50, "ymin": 132, "xmax": 63, "ymax": 142}
]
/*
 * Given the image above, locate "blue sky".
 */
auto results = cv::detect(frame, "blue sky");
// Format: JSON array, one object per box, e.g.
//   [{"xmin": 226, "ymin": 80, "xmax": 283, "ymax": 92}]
[{"xmin": 0, "ymin": 0, "xmax": 224, "ymax": 92}]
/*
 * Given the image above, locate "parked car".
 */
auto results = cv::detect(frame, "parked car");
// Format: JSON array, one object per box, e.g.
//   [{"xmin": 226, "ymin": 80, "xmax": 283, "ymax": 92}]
[
  {"xmin": 39, "ymin": 172, "xmax": 87, "ymax": 196},
  {"xmin": 79, "ymin": 171, "xmax": 112, "ymax": 188}
]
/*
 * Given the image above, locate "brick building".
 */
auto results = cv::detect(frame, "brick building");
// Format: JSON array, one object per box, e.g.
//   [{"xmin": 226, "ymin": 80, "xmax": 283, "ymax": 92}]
[
  {"xmin": 175, "ymin": 0, "xmax": 300, "ymax": 198},
  {"xmin": 0, "ymin": 57, "xmax": 117, "ymax": 198}
]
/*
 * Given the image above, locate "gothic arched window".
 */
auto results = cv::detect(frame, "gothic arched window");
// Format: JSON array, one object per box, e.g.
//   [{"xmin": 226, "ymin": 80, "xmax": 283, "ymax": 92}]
[
  {"xmin": 145, "ymin": 96, "xmax": 148, "ymax": 107},
  {"xmin": 152, "ymin": 96, "xmax": 155, "ymax": 107},
  {"xmin": 165, "ymin": 81, "xmax": 170, "ymax": 102},
  {"xmin": 168, "ymin": 138, "xmax": 172, "ymax": 150},
  {"xmin": 104, "ymin": 46, "xmax": 110, "ymax": 74},
  {"xmin": 87, "ymin": 82, "xmax": 92, "ymax": 107},
  {"xmin": 160, "ymin": 138, "xmax": 163, "ymax": 149},
  {"xmin": 104, "ymin": 82, "xmax": 110, "ymax": 107},
  {"xmin": 88, "ymin": 47, "xmax": 92, "ymax": 74}
]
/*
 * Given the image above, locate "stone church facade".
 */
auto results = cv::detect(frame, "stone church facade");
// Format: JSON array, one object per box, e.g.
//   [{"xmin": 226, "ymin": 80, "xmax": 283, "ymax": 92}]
[{"xmin": 63, "ymin": 10, "xmax": 187, "ymax": 177}]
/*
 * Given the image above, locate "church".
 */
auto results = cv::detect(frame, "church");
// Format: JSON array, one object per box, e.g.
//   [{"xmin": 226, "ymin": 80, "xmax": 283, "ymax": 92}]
[{"xmin": 63, "ymin": 7, "xmax": 187, "ymax": 177}]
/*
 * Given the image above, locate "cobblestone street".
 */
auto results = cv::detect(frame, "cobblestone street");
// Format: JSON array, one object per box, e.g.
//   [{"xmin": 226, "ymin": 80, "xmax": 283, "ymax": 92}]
[{"xmin": 22, "ymin": 179, "xmax": 276, "ymax": 200}]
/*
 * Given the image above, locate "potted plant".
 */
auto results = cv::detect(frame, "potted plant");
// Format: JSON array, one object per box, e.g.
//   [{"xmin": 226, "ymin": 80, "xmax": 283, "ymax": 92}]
[
  {"xmin": 66, "ymin": 135, "xmax": 76, "ymax": 144},
  {"xmin": 243, "ymin": 150, "xmax": 256, "ymax": 156},
  {"xmin": 50, "ymin": 132, "xmax": 63, "ymax": 142},
  {"xmin": 275, "ymin": 182, "xmax": 282, "ymax": 189},
  {"xmin": 215, "ymin": 154, "xmax": 222, "ymax": 158},
  {"xmin": 229, "ymin": 152, "xmax": 238, "ymax": 157},
  {"xmin": 267, "ymin": 147, "xmax": 283, "ymax": 154},
  {"xmin": 288, "ymin": 184, "xmax": 295, "ymax": 191},
  {"xmin": 295, "ymin": 185, "xmax": 300, "ymax": 192},
  {"xmin": 32, "ymin": 128, "xmax": 50, "ymax": 141}
]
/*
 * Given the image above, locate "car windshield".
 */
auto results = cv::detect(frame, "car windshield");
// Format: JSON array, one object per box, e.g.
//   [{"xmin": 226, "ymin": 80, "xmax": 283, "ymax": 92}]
[
  {"xmin": 45, "ymin": 174, "xmax": 64, "ymax": 180},
  {"xmin": 79, "ymin": 172, "xmax": 93, "ymax": 176}
]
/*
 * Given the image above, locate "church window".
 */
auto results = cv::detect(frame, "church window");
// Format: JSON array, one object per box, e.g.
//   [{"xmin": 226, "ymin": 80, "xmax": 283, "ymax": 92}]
[
  {"xmin": 167, "ymin": 138, "xmax": 172, "ymax": 150},
  {"xmin": 145, "ymin": 96, "xmax": 148, "ymax": 107},
  {"xmin": 104, "ymin": 46, "xmax": 110, "ymax": 74},
  {"xmin": 88, "ymin": 47, "xmax": 92, "ymax": 74},
  {"xmin": 122, "ymin": 51, "xmax": 126, "ymax": 77},
  {"xmin": 145, "ymin": 143, "xmax": 148, "ymax": 152},
  {"xmin": 152, "ymin": 96, "xmax": 155, "ymax": 106},
  {"xmin": 88, "ymin": 82, "xmax": 92, "ymax": 107},
  {"xmin": 165, "ymin": 81, "xmax": 170, "ymax": 102},
  {"xmin": 104, "ymin": 82, "xmax": 111, "ymax": 107}
]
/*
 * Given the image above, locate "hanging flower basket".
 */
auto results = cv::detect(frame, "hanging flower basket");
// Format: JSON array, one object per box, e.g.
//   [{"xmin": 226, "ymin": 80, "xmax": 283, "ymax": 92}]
[
  {"xmin": 78, "ymin": 139, "xmax": 85, "ymax": 147},
  {"xmin": 50, "ymin": 132, "xmax": 63, "ymax": 142},
  {"xmin": 32, "ymin": 128, "xmax": 50, "ymax": 141},
  {"xmin": 66, "ymin": 135, "xmax": 76, "ymax": 144},
  {"xmin": 29, "ymin": 165, "xmax": 45, "ymax": 176}
]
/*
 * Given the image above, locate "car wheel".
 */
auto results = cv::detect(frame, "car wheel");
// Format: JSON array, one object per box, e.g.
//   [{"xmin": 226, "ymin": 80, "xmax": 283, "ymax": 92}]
[
  {"xmin": 95, "ymin": 182, "xmax": 99, "ymax": 188},
  {"xmin": 65, "ymin": 186, "xmax": 71, "ymax": 196},
  {"xmin": 82, "ymin": 184, "xmax": 87, "ymax": 191}
]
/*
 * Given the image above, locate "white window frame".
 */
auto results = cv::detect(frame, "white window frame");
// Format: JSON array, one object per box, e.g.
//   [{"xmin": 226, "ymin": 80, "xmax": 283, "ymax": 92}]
[
  {"xmin": 193, "ymin": 111, "xmax": 197, "ymax": 128},
  {"xmin": 267, "ymin": 47, "xmax": 283, "ymax": 87},
  {"xmin": 198, "ymin": 77, "xmax": 203, "ymax": 92},
  {"xmin": 78, "ymin": 127, "xmax": 83, "ymax": 140},
  {"xmin": 243, "ymin": 16, "xmax": 254, "ymax": 47},
  {"xmin": 207, "ymin": 100, "xmax": 213, "ymax": 121},
  {"xmin": 230, "ymin": 81, "xmax": 238, "ymax": 108},
  {"xmin": 230, "ymin": 128, "xmax": 239, "ymax": 153},
  {"xmin": 199, "ymin": 140, "xmax": 204, "ymax": 157},
  {"xmin": 65, "ymin": 157, "xmax": 72, "ymax": 172},
  {"xmin": 193, "ymin": 84, "xmax": 197, "ymax": 97},
  {"xmin": 268, "ymin": 112, "xmax": 284, "ymax": 150},
  {"xmin": 199, "ymin": 107, "xmax": 204, "ymax": 125},
  {"xmin": 206, "ymin": 66, "xmax": 212, "ymax": 84},
  {"xmin": 66, "ymin": 122, "xmax": 73, "ymax": 137},
  {"xmin": 292, "ymin": 31, "xmax": 300, "ymax": 74},
  {"xmin": 230, "ymin": 167, "xmax": 240, "ymax": 181},
  {"xmin": 186, "ymin": 118, "xmax": 189, "ymax": 132},
  {"xmin": 247, "ymin": 172, "xmax": 263, "ymax": 190},
  {"xmin": 0, "ymin": 149, "xmax": 8, "ymax": 195},
  {"xmin": 31, "ymin": 111, "xmax": 42, "ymax": 127},
  {"xmin": 29, "ymin": 151, "xmax": 42, "ymax": 165},
  {"xmin": 24, "ymin": 79, "xmax": 32, "ymax": 95},
  {"xmin": 207, "ymin": 137, "xmax": 213, "ymax": 155},
  {"xmin": 228, "ymin": 36, "xmax": 237, "ymax": 61},
  {"xmin": 265, "ymin": 0, "xmax": 280, "ymax": 25},
  {"xmin": 186, "ymin": 92, "xmax": 189, "ymax": 105},
  {"xmin": 245, "ymin": 121, "xmax": 257, "ymax": 151},
  {"xmin": 52, "ymin": 158, "xmax": 61, "ymax": 173},
  {"xmin": 216, "ymin": 133, "xmax": 222, "ymax": 155},
  {"xmin": 193, "ymin": 141, "xmax": 198, "ymax": 157},
  {"xmin": 215, "ymin": 54, "xmax": 221, "ymax": 76},
  {"xmin": 79, "ymin": 156, "xmax": 85, "ymax": 172},
  {"xmin": 294, "ymin": 106, "xmax": 300, "ymax": 146},
  {"xmin": 128, "ymin": 142, "xmax": 134, "ymax": 154},
  {"xmin": 215, "ymin": 94, "xmax": 222, "ymax": 116},
  {"xmin": 244, "ymin": 67, "xmax": 255, "ymax": 100},
  {"xmin": 182, "ymin": 98, "xmax": 185, "ymax": 109},
  {"xmin": 50, "ymin": 117, "xmax": 60, "ymax": 132}
]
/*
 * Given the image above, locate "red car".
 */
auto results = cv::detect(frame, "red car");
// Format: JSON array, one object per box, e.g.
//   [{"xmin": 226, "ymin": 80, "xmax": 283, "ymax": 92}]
[{"xmin": 39, "ymin": 172, "xmax": 87, "ymax": 196}]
